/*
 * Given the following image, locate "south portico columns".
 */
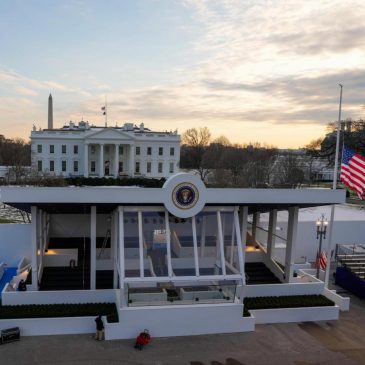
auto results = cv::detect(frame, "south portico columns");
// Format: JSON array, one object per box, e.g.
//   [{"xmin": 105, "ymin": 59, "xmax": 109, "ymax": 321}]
[
  {"xmin": 99, "ymin": 143, "xmax": 104, "ymax": 177},
  {"xmin": 84, "ymin": 143, "xmax": 89, "ymax": 177},
  {"xmin": 129, "ymin": 144, "xmax": 134, "ymax": 177},
  {"xmin": 114, "ymin": 144, "xmax": 120, "ymax": 178}
]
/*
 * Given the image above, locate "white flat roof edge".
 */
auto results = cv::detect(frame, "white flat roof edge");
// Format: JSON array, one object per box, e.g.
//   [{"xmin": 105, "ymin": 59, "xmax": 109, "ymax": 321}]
[{"xmin": 0, "ymin": 186, "xmax": 346, "ymax": 205}]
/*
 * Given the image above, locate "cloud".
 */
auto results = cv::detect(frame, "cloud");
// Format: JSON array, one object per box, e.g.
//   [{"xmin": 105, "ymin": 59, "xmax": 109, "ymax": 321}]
[{"xmin": 2, "ymin": 0, "xmax": 365, "ymax": 147}]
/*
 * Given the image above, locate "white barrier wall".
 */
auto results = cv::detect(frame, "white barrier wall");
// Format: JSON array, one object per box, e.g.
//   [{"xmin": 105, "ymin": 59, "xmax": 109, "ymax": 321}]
[
  {"xmin": 243, "ymin": 282, "xmax": 325, "ymax": 298},
  {"xmin": 259, "ymin": 205, "xmax": 365, "ymax": 262},
  {"xmin": 296, "ymin": 221, "xmax": 365, "ymax": 261},
  {"xmin": 106, "ymin": 303, "xmax": 255, "ymax": 339},
  {"xmin": 2, "ymin": 289, "xmax": 116, "ymax": 306},
  {"xmin": 0, "ymin": 224, "xmax": 31, "ymax": 266}
]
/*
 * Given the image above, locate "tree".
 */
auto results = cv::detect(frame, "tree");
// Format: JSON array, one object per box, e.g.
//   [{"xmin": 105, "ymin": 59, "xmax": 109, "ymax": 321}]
[
  {"xmin": 274, "ymin": 153, "xmax": 305, "ymax": 188},
  {"xmin": 305, "ymin": 138, "xmax": 325, "ymax": 186},
  {"xmin": 0, "ymin": 137, "xmax": 31, "ymax": 183},
  {"xmin": 181, "ymin": 127, "xmax": 212, "ymax": 181}
]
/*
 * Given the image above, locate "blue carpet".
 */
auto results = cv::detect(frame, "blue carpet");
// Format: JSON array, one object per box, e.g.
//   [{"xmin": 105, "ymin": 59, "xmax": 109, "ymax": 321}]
[{"xmin": 0, "ymin": 267, "xmax": 17, "ymax": 297}]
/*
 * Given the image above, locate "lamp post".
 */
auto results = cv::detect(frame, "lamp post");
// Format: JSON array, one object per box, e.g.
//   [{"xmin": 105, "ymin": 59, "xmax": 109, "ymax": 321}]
[{"xmin": 316, "ymin": 214, "xmax": 328, "ymax": 279}]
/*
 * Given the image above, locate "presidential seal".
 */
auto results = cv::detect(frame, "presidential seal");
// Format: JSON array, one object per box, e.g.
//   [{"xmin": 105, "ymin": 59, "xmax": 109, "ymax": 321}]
[{"xmin": 172, "ymin": 182, "xmax": 199, "ymax": 210}]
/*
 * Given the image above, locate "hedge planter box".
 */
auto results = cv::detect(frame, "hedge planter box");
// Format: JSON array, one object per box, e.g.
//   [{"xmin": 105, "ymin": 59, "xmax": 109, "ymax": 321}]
[{"xmin": 250, "ymin": 305, "xmax": 340, "ymax": 324}]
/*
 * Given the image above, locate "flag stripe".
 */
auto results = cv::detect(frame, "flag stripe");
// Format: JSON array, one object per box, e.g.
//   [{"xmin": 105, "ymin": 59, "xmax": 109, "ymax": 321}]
[
  {"xmin": 340, "ymin": 146, "xmax": 365, "ymax": 200},
  {"xmin": 342, "ymin": 168, "xmax": 365, "ymax": 190}
]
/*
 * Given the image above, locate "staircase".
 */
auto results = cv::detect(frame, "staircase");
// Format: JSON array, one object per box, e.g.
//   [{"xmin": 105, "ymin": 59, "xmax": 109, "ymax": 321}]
[
  {"xmin": 245, "ymin": 262, "xmax": 281, "ymax": 285},
  {"xmin": 40, "ymin": 237, "xmax": 113, "ymax": 290}
]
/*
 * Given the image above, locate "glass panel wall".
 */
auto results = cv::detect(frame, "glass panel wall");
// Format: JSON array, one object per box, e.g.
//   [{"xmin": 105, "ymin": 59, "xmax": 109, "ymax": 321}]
[
  {"xmin": 195, "ymin": 211, "xmax": 220, "ymax": 276},
  {"xmin": 123, "ymin": 211, "xmax": 140, "ymax": 278},
  {"xmin": 142, "ymin": 211, "xmax": 168, "ymax": 277},
  {"xmin": 121, "ymin": 207, "xmax": 243, "ymax": 283},
  {"xmin": 168, "ymin": 215, "xmax": 195, "ymax": 276},
  {"xmin": 221, "ymin": 211, "xmax": 241, "ymax": 274},
  {"xmin": 127, "ymin": 281, "xmax": 237, "ymax": 307}
]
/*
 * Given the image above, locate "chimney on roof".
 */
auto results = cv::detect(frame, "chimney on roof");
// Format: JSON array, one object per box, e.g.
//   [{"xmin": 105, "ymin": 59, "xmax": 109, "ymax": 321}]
[{"xmin": 48, "ymin": 94, "xmax": 53, "ymax": 129}]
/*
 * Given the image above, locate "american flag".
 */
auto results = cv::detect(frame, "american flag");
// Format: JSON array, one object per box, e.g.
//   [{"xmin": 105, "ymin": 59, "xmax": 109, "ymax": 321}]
[
  {"xmin": 316, "ymin": 251, "xmax": 327, "ymax": 270},
  {"xmin": 340, "ymin": 146, "xmax": 365, "ymax": 200}
]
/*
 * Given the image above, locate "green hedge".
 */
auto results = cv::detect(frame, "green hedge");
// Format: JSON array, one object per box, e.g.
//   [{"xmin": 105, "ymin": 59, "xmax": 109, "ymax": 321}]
[
  {"xmin": 65, "ymin": 176, "xmax": 166, "ymax": 187},
  {"xmin": 0, "ymin": 303, "xmax": 118, "ymax": 323},
  {"xmin": 243, "ymin": 295, "xmax": 335, "ymax": 317}
]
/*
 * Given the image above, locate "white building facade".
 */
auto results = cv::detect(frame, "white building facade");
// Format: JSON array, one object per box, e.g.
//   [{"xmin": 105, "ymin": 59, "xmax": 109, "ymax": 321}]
[{"xmin": 31, "ymin": 121, "xmax": 180, "ymax": 179}]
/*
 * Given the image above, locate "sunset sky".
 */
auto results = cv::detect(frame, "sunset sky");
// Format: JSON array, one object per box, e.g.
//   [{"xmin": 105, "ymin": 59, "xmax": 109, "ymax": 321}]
[{"xmin": 1, "ymin": 0, "xmax": 365, "ymax": 147}]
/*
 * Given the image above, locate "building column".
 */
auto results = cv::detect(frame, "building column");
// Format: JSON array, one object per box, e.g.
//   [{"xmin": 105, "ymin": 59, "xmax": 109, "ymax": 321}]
[
  {"xmin": 192, "ymin": 216, "xmax": 200, "ymax": 277},
  {"xmin": 138, "ymin": 210, "xmax": 144, "ymax": 278},
  {"xmin": 284, "ymin": 206, "xmax": 299, "ymax": 283},
  {"xmin": 129, "ymin": 144, "xmax": 134, "ymax": 177},
  {"xmin": 90, "ymin": 206, "xmax": 96, "ymax": 290},
  {"xmin": 112, "ymin": 211, "xmax": 119, "ymax": 288},
  {"xmin": 114, "ymin": 144, "xmax": 119, "ymax": 178},
  {"xmin": 37, "ymin": 209, "xmax": 42, "ymax": 283},
  {"xmin": 200, "ymin": 216, "xmax": 206, "ymax": 257},
  {"xmin": 239, "ymin": 205, "xmax": 248, "ymax": 301},
  {"xmin": 252, "ymin": 212, "xmax": 260, "ymax": 244},
  {"xmin": 118, "ymin": 207, "xmax": 125, "ymax": 290},
  {"xmin": 217, "ymin": 211, "xmax": 226, "ymax": 276},
  {"xmin": 31, "ymin": 206, "xmax": 39, "ymax": 291},
  {"xmin": 84, "ymin": 144, "xmax": 89, "ymax": 177},
  {"xmin": 99, "ymin": 144, "xmax": 104, "ymax": 177},
  {"xmin": 267, "ymin": 209, "xmax": 277, "ymax": 259},
  {"xmin": 165, "ymin": 210, "xmax": 173, "ymax": 278}
]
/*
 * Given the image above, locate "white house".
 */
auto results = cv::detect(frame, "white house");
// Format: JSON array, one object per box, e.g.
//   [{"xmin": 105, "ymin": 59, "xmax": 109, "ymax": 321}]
[{"xmin": 30, "ymin": 95, "xmax": 180, "ymax": 179}]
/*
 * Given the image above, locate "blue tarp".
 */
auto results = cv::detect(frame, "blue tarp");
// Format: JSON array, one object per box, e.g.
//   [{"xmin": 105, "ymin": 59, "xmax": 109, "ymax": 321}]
[
  {"xmin": 0, "ymin": 267, "xmax": 17, "ymax": 298},
  {"xmin": 336, "ymin": 266, "xmax": 365, "ymax": 299}
]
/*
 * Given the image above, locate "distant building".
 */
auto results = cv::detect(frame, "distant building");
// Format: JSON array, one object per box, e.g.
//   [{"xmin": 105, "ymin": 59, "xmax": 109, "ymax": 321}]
[{"xmin": 30, "ymin": 95, "xmax": 180, "ymax": 178}]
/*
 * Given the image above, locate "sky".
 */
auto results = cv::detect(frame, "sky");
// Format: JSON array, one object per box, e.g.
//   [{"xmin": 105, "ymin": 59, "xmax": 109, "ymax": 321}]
[{"xmin": 1, "ymin": 0, "xmax": 365, "ymax": 148}]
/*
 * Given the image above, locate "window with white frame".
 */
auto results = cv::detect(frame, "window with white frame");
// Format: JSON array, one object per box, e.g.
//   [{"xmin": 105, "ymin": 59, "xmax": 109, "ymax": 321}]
[
  {"xmin": 135, "ymin": 161, "xmax": 140, "ymax": 173},
  {"xmin": 37, "ymin": 144, "xmax": 42, "ymax": 153},
  {"xmin": 62, "ymin": 160, "xmax": 67, "ymax": 172},
  {"xmin": 169, "ymin": 162, "xmax": 174, "ymax": 173},
  {"xmin": 91, "ymin": 160, "xmax": 96, "ymax": 172},
  {"xmin": 49, "ymin": 160, "xmax": 54, "ymax": 172},
  {"xmin": 147, "ymin": 161, "xmax": 152, "ymax": 173},
  {"xmin": 73, "ymin": 160, "xmax": 79, "ymax": 172},
  {"xmin": 158, "ymin": 162, "xmax": 163, "ymax": 173},
  {"xmin": 136, "ymin": 146, "xmax": 141, "ymax": 155},
  {"xmin": 37, "ymin": 160, "xmax": 42, "ymax": 171},
  {"xmin": 50, "ymin": 145, "xmax": 54, "ymax": 154},
  {"xmin": 62, "ymin": 145, "xmax": 66, "ymax": 154}
]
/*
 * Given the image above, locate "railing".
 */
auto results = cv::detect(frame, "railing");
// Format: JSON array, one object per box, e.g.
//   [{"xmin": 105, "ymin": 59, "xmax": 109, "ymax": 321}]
[{"xmin": 127, "ymin": 283, "xmax": 237, "ymax": 307}]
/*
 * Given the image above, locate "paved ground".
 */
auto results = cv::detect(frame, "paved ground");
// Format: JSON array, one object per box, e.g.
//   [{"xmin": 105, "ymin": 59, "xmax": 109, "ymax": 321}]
[{"xmin": 1, "ymin": 284, "xmax": 365, "ymax": 365}]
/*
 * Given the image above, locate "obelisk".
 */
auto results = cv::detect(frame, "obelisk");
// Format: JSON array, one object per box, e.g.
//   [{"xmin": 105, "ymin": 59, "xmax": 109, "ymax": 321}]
[{"xmin": 48, "ymin": 93, "xmax": 53, "ymax": 129}]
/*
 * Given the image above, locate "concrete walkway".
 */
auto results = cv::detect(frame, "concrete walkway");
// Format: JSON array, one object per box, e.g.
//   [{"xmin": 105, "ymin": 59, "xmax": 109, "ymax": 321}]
[{"xmin": 1, "ymin": 287, "xmax": 365, "ymax": 364}]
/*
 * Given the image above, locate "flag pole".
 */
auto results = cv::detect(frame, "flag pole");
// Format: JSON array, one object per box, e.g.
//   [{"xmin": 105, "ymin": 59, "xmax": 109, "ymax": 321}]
[
  {"xmin": 325, "ymin": 84, "xmax": 343, "ymax": 287},
  {"xmin": 105, "ymin": 95, "xmax": 108, "ymax": 127}
]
